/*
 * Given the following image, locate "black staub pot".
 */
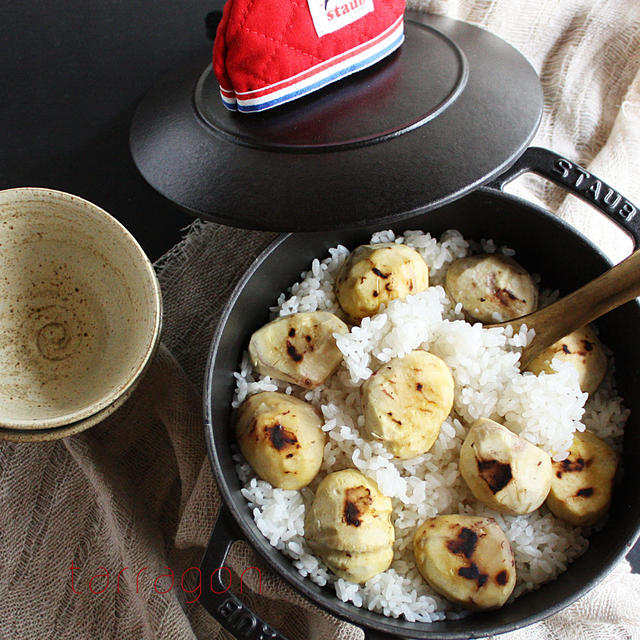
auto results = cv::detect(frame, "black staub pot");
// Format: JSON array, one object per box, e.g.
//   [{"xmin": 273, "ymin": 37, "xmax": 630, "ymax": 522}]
[
  {"xmin": 200, "ymin": 147, "xmax": 640, "ymax": 639},
  {"xmin": 130, "ymin": 10, "xmax": 640, "ymax": 640}
]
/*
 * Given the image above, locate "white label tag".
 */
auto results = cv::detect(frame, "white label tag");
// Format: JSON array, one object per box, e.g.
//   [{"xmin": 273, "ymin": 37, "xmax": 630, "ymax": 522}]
[{"xmin": 306, "ymin": 0, "xmax": 375, "ymax": 37}]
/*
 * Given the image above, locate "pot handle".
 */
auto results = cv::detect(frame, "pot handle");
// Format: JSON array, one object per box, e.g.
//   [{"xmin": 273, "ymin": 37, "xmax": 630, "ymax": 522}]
[
  {"xmin": 487, "ymin": 146, "xmax": 640, "ymax": 248},
  {"xmin": 200, "ymin": 509, "xmax": 403, "ymax": 640},
  {"xmin": 199, "ymin": 507, "xmax": 293, "ymax": 640}
]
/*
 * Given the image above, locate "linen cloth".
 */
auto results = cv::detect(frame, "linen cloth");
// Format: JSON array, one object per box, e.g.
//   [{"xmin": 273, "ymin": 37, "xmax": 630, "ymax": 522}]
[{"xmin": 2, "ymin": 1, "xmax": 640, "ymax": 638}]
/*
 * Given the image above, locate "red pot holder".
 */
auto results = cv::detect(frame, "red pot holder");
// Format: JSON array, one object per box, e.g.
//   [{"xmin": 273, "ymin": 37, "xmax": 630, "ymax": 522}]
[{"xmin": 213, "ymin": 0, "xmax": 406, "ymax": 113}]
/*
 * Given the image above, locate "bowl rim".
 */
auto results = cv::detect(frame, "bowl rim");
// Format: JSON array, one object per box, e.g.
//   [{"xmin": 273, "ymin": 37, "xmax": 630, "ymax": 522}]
[{"xmin": 0, "ymin": 186, "xmax": 163, "ymax": 430}]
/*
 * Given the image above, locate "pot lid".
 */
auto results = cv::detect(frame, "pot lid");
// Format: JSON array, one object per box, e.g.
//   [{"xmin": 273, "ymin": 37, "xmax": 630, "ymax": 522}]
[{"xmin": 130, "ymin": 11, "xmax": 543, "ymax": 231}]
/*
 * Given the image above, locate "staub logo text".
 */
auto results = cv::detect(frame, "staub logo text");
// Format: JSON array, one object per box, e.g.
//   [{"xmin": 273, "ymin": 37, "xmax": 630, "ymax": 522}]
[
  {"xmin": 326, "ymin": 0, "xmax": 367, "ymax": 20},
  {"xmin": 552, "ymin": 158, "xmax": 636, "ymax": 222},
  {"xmin": 307, "ymin": 0, "xmax": 374, "ymax": 36}
]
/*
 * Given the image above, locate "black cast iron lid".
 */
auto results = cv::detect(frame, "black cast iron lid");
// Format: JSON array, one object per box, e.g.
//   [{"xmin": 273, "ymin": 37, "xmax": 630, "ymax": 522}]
[{"xmin": 130, "ymin": 11, "xmax": 543, "ymax": 231}]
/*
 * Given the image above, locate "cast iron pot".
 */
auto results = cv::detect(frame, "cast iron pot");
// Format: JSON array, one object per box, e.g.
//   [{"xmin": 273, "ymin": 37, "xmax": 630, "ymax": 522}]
[{"xmin": 202, "ymin": 147, "xmax": 640, "ymax": 640}]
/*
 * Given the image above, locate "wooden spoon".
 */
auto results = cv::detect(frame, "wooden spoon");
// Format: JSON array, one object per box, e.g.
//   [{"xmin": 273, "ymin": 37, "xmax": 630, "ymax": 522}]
[{"xmin": 487, "ymin": 250, "xmax": 640, "ymax": 370}]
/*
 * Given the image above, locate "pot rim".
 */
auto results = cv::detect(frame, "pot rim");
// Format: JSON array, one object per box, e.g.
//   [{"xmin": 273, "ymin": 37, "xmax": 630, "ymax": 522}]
[{"xmin": 202, "ymin": 183, "xmax": 640, "ymax": 639}]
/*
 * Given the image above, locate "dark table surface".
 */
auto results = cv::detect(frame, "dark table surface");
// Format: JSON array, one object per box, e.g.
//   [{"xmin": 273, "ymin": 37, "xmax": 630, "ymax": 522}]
[
  {"xmin": 0, "ymin": 0, "xmax": 206, "ymax": 260},
  {"xmin": 2, "ymin": 0, "xmax": 639, "ymax": 576}
]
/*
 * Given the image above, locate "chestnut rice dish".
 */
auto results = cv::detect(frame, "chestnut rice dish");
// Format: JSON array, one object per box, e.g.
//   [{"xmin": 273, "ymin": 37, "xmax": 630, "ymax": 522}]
[{"xmin": 231, "ymin": 228, "xmax": 627, "ymax": 622}]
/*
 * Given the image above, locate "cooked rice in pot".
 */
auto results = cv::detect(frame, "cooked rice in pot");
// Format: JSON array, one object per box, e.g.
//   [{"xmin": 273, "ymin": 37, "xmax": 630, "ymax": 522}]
[{"xmin": 231, "ymin": 229, "xmax": 628, "ymax": 622}]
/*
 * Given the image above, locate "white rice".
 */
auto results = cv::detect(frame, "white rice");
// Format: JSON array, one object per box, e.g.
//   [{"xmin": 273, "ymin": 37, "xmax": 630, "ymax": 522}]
[{"xmin": 233, "ymin": 229, "xmax": 628, "ymax": 622}]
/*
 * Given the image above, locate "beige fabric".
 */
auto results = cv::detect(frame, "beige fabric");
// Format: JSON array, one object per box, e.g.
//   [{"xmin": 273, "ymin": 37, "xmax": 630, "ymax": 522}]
[
  {"xmin": 2, "ymin": 1, "xmax": 640, "ymax": 639},
  {"xmin": 412, "ymin": 0, "xmax": 640, "ymax": 263}
]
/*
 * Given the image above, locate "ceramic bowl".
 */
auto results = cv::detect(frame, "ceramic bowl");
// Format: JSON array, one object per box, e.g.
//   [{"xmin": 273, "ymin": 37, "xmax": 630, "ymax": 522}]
[
  {"xmin": 0, "ymin": 188, "xmax": 162, "ymax": 431},
  {"xmin": 0, "ymin": 384, "xmax": 137, "ymax": 442}
]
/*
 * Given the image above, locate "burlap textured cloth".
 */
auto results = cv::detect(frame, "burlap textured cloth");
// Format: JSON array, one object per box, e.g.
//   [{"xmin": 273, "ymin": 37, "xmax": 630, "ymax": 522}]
[{"xmin": 2, "ymin": 1, "xmax": 640, "ymax": 638}]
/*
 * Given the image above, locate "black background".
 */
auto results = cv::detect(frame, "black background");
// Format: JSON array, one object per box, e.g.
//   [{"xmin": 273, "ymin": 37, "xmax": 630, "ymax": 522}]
[
  {"xmin": 0, "ymin": 0, "xmax": 217, "ymax": 259},
  {"xmin": 1, "ymin": 0, "xmax": 638, "ymax": 581}
]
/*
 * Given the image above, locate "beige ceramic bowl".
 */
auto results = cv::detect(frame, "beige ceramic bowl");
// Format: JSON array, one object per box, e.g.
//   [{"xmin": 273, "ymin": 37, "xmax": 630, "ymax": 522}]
[
  {"xmin": 0, "ymin": 387, "xmax": 135, "ymax": 442},
  {"xmin": 0, "ymin": 188, "xmax": 162, "ymax": 431}
]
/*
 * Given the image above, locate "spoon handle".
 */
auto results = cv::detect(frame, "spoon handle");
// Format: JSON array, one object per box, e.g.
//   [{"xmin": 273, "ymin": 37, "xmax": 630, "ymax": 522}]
[{"xmin": 492, "ymin": 250, "xmax": 640, "ymax": 369}]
